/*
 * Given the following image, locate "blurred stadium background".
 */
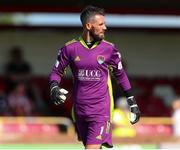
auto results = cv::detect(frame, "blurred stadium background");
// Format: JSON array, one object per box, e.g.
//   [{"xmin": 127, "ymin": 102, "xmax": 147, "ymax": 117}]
[{"xmin": 0, "ymin": 0, "xmax": 180, "ymax": 149}]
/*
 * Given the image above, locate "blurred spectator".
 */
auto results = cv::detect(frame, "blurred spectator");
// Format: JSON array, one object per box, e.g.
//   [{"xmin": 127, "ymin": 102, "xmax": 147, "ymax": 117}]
[
  {"xmin": 6, "ymin": 82, "xmax": 34, "ymax": 116},
  {"xmin": 4, "ymin": 46, "xmax": 31, "ymax": 93},
  {"xmin": 172, "ymin": 98, "xmax": 180, "ymax": 137},
  {"xmin": 4, "ymin": 46, "xmax": 48, "ymax": 116},
  {"xmin": 112, "ymin": 97, "xmax": 136, "ymax": 137},
  {"xmin": 0, "ymin": 84, "xmax": 8, "ymax": 115}
]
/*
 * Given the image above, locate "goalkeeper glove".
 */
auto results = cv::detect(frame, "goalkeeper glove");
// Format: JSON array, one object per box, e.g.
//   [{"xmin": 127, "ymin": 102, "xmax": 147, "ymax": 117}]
[
  {"xmin": 50, "ymin": 81, "xmax": 68, "ymax": 105},
  {"xmin": 127, "ymin": 96, "xmax": 140, "ymax": 124}
]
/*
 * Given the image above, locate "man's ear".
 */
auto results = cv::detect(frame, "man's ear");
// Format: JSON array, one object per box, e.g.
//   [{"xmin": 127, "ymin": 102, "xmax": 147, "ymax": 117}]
[{"xmin": 85, "ymin": 23, "xmax": 92, "ymax": 31}]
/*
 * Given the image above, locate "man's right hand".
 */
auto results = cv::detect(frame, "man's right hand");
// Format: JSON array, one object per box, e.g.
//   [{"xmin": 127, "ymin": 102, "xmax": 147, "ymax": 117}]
[{"xmin": 50, "ymin": 81, "xmax": 68, "ymax": 105}]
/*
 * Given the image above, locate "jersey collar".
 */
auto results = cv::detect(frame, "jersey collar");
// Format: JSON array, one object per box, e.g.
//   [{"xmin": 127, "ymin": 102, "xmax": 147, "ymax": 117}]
[{"xmin": 79, "ymin": 36, "xmax": 100, "ymax": 49}]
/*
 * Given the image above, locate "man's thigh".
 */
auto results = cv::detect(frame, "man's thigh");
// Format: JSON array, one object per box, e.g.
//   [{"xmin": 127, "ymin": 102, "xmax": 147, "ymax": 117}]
[
  {"xmin": 76, "ymin": 117, "xmax": 113, "ymax": 148},
  {"xmin": 86, "ymin": 120, "xmax": 112, "ymax": 147},
  {"xmin": 76, "ymin": 118, "xmax": 88, "ymax": 145}
]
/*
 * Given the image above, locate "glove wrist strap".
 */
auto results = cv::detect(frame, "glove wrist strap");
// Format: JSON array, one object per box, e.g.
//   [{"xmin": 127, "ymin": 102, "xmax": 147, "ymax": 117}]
[
  {"xmin": 127, "ymin": 96, "xmax": 136, "ymax": 106},
  {"xmin": 50, "ymin": 81, "xmax": 59, "ymax": 91},
  {"xmin": 130, "ymin": 104, "xmax": 138, "ymax": 108},
  {"xmin": 128, "ymin": 96, "xmax": 134, "ymax": 99},
  {"xmin": 50, "ymin": 85, "xmax": 58, "ymax": 93}
]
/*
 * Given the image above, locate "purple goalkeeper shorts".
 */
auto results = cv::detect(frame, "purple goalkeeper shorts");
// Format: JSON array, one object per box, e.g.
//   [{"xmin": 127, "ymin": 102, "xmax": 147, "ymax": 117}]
[{"xmin": 75, "ymin": 116, "xmax": 113, "ymax": 148}]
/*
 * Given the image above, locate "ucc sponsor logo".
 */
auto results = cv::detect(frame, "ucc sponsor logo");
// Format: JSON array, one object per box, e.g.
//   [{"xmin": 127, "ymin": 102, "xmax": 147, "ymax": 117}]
[{"xmin": 78, "ymin": 69, "xmax": 101, "ymax": 81}]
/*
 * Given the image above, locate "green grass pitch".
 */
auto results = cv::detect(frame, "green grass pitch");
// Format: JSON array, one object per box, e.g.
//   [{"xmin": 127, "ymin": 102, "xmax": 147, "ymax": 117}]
[{"xmin": 0, "ymin": 144, "xmax": 158, "ymax": 150}]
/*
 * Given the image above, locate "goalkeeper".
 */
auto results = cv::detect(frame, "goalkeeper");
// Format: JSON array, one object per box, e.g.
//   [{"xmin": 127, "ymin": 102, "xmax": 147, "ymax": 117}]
[{"xmin": 49, "ymin": 5, "xmax": 140, "ymax": 149}]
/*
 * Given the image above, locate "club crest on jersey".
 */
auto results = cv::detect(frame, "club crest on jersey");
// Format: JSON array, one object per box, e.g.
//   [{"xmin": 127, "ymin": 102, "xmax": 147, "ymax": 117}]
[{"xmin": 97, "ymin": 55, "xmax": 105, "ymax": 64}]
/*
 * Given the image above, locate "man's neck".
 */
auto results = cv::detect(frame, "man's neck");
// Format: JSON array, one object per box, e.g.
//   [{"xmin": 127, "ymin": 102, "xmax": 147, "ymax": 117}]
[
  {"xmin": 82, "ymin": 31, "xmax": 96, "ymax": 48},
  {"xmin": 82, "ymin": 31, "xmax": 94, "ymax": 43}
]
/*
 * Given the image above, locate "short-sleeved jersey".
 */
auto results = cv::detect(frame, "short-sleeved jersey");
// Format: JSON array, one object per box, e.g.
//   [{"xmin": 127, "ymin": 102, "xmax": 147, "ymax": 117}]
[{"xmin": 49, "ymin": 37, "xmax": 131, "ymax": 121}]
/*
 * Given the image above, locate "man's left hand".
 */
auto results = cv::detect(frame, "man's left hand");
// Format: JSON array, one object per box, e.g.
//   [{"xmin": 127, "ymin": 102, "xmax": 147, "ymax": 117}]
[{"xmin": 127, "ymin": 96, "xmax": 140, "ymax": 124}]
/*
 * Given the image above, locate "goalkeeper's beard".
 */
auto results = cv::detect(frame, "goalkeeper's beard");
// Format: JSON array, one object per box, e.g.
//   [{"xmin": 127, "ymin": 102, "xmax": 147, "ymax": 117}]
[{"xmin": 89, "ymin": 30, "xmax": 105, "ymax": 41}]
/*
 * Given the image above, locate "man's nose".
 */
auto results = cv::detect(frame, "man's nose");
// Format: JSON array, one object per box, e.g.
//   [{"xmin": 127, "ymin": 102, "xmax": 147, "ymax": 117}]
[{"xmin": 103, "ymin": 24, "xmax": 107, "ymax": 30}]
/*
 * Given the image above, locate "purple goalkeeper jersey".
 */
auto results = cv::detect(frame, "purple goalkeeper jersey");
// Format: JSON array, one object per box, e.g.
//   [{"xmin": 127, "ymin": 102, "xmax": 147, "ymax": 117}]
[{"xmin": 49, "ymin": 37, "xmax": 131, "ymax": 121}]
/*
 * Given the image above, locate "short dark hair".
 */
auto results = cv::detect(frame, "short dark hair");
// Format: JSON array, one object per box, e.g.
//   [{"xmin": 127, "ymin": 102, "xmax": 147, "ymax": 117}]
[{"xmin": 80, "ymin": 5, "xmax": 105, "ymax": 26}]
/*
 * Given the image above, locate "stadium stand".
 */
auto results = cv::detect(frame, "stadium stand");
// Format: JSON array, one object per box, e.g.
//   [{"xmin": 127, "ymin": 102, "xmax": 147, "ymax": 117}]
[{"xmin": 0, "ymin": 75, "xmax": 178, "ymax": 117}]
